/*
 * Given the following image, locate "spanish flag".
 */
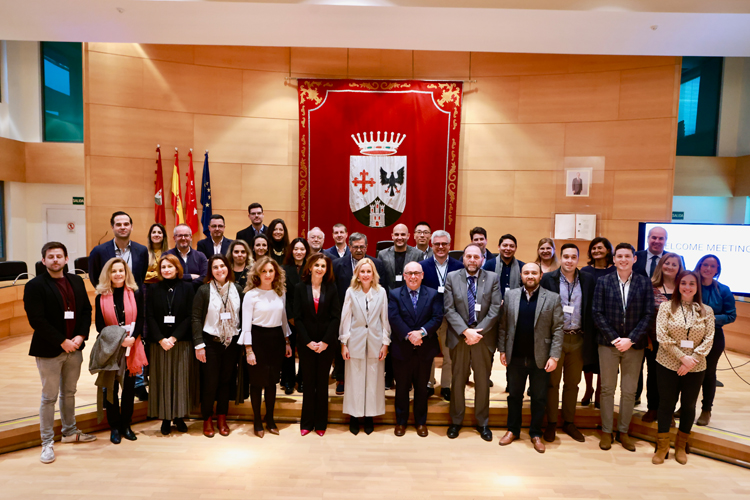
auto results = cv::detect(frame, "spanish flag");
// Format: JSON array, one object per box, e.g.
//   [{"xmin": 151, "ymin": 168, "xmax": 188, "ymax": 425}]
[{"xmin": 171, "ymin": 149, "xmax": 185, "ymax": 225}]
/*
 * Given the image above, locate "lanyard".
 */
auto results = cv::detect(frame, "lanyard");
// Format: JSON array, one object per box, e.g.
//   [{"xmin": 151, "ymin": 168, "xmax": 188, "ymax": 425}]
[
  {"xmin": 166, "ymin": 287, "xmax": 175, "ymax": 316},
  {"xmin": 561, "ymin": 272, "xmax": 578, "ymax": 305},
  {"xmin": 435, "ymin": 262, "xmax": 448, "ymax": 287},
  {"xmin": 213, "ymin": 280, "xmax": 229, "ymax": 312},
  {"xmin": 620, "ymin": 277, "xmax": 630, "ymax": 312},
  {"xmin": 680, "ymin": 303, "xmax": 693, "ymax": 339}
]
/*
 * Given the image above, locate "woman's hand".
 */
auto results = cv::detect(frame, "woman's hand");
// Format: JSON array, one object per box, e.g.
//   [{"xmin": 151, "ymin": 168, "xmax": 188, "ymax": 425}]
[
  {"xmin": 680, "ymin": 355, "xmax": 698, "ymax": 372},
  {"xmin": 246, "ymin": 349, "xmax": 257, "ymax": 365},
  {"xmin": 341, "ymin": 344, "xmax": 350, "ymax": 360},
  {"xmin": 308, "ymin": 341, "xmax": 320, "ymax": 351},
  {"xmin": 285, "ymin": 344, "xmax": 293, "ymax": 358},
  {"xmin": 676, "ymin": 364, "xmax": 690, "ymax": 376},
  {"xmin": 378, "ymin": 345, "xmax": 388, "ymax": 361},
  {"xmin": 159, "ymin": 338, "xmax": 174, "ymax": 351},
  {"xmin": 122, "ymin": 337, "xmax": 135, "ymax": 348},
  {"xmin": 317, "ymin": 342, "xmax": 328, "ymax": 353},
  {"xmin": 195, "ymin": 348, "xmax": 206, "ymax": 363}
]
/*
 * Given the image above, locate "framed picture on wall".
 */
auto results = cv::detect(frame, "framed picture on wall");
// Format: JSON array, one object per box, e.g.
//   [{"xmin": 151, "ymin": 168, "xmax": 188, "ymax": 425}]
[{"xmin": 565, "ymin": 168, "xmax": 592, "ymax": 197}]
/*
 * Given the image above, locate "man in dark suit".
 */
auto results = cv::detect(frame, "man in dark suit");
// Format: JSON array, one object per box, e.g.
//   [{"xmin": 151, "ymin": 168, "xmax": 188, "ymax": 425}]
[
  {"xmin": 421, "ymin": 230, "xmax": 463, "ymax": 401},
  {"xmin": 307, "ymin": 226, "xmax": 326, "ymax": 254},
  {"xmin": 469, "ymin": 227, "xmax": 494, "ymax": 265},
  {"xmin": 633, "ymin": 226, "xmax": 668, "ymax": 278},
  {"xmin": 25, "ymin": 242, "xmax": 96, "ymax": 464},
  {"xmin": 593, "ymin": 242, "xmax": 654, "ymax": 452},
  {"xmin": 197, "ymin": 214, "xmax": 233, "ymax": 260},
  {"xmin": 325, "ymin": 223, "xmax": 350, "ymax": 261},
  {"xmin": 539, "ymin": 243, "xmax": 596, "ymax": 444},
  {"xmin": 166, "ymin": 223, "xmax": 208, "ymax": 290},
  {"xmin": 498, "ymin": 262, "xmax": 564, "ymax": 453},
  {"xmin": 572, "ymin": 172, "xmax": 583, "ymax": 195},
  {"xmin": 483, "ymin": 234, "xmax": 525, "ymax": 298},
  {"xmin": 234, "ymin": 202, "xmax": 267, "ymax": 245},
  {"xmin": 88, "ymin": 211, "xmax": 148, "ymax": 287},
  {"xmin": 388, "ymin": 261, "xmax": 444, "ymax": 437},
  {"xmin": 377, "ymin": 223, "xmax": 425, "ymax": 290},
  {"xmin": 443, "ymin": 244, "xmax": 502, "ymax": 441},
  {"xmin": 331, "ymin": 232, "xmax": 389, "ymax": 394}
]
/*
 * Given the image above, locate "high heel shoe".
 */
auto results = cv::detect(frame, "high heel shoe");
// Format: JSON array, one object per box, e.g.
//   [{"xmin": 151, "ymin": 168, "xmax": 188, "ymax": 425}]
[
  {"xmin": 253, "ymin": 426, "xmax": 265, "ymax": 438},
  {"xmin": 349, "ymin": 417, "xmax": 360, "ymax": 435},
  {"xmin": 581, "ymin": 388, "xmax": 594, "ymax": 406},
  {"xmin": 266, "ymin": 421, "xmax": 279, "ymax": 435},
  {"xmin": 316, "ymin": 430, "xmax": 326, "ymax": 437},
  {"xmin": 160, "ymin": 420, "xmax": 171, "ymax": 435},
  {"xmin": 217, "ymin": 415, "xmax": 230, "ymax": 436},
  {"xmin": 300, "ymin": 429, "xmax": 311, "ymax": 436},
  {"xmin": 364, "ymin": 417, "xmax": 374, "ymax": 435}
]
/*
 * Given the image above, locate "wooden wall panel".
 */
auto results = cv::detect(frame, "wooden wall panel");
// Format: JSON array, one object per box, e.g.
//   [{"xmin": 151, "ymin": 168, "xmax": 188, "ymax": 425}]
[
  {"xmin": 471, "ymin": 53, "xmax": 569, "ymax": 77},
  {"xmin": 88, "ymin": 43, "xmax": 195, "ymax": 64},
  {"xmin": 612, "ymin": 170, "xmax": 673, "ymax": 221},
  {"xmin": 463, "ymin": 77, "xmax": 520, "ymax": 124},
  {"xmin": 735, "ymin": 155, "xmax": 750, "ymax": 196},
  {"xmin": 290, "ymin": 47, "xmax": 348, "ymax": 76},
  {"xmin": 413, "ymin": 51, "xmax": 471, "ymax": 80},
  {"xmin": 24, "ymin": 143, "xmax": 84, "ymax": 184},
  {"xmin": 673, "ymin": 156, "xmax": 736, "ymax": 197},
  {"xmin": 567, "ymin": 55, "xmax": 680, "ymax": 73},
  {"xmin": 347, "ymin": 49, "xmax": 412, "ymax": 79},
  {"xmin": 241, "ymin": 164, "xmax": 296, "ymax": 212},
  {"xmin": 87, "ymin": 51, "xmax": 144, "ymax": 108},
  {"xmin": 193, "ymin": 46, "xmax": 290, "ymax": 72},
  {"xmin": 0, "ymin": 137, "xmax": 26, "ymax": 182},
  {"xmin": 465, "ymin": 123, "xmax": 565, "ymax": 171},
  {"xmin": 513, "ymin": 171, "xmax": 556, "ymax": 218},
  {"xmin": 193, "ymin": 115, "xmax": 289, "ymax": 166},
  {"xmin": 242, "ymin": 70, "xmax": 298, "ymax": 120},
  {"xmin": 207, "ymin": 163, "xmax": 243, "ymax": 210},
  {"xmin": 618, "ymin": 65, "xmax": 680, "ymax": 120},
  {"xmin": 457, "ymin": 170, "xmax": 514, "ymax": 217}
]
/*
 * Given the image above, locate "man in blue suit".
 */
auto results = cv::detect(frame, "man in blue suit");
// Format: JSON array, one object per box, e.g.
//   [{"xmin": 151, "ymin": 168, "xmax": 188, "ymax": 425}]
[
  {"xmin": 324, "ymin": 223, "xmax": 351, "ymax": 261},
  {"xmin": 88, "ymin": 211, "xmax": 148, "ymax": 288},
  {"xmin": 196, "ymin": 214, "xmax": 233, "ymax": 260},
  {"xmin": 420, "ymin": 230, "xmax": 463, "ymax": 401},
  {"xmin": 633, "ymin": 226, "xmax": 667, "ymax": 278},
  {"xmin": 388, "ymin": 261, "xmax": 444, "ymax": 437},
  {"xmin": 166, "ymin": 224, "xmax": 208, "ymax": 291}
]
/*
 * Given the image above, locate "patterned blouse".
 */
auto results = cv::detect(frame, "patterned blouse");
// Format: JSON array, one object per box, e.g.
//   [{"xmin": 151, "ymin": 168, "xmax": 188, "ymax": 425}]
[{"xmin": 655, "ymin": 301, "xmax": 715, "ymax": 372}]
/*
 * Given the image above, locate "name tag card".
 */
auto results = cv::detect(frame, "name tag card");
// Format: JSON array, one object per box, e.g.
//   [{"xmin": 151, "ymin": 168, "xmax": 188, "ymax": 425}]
[
  {"xmin": 563, "ymin": 305, "xmax": 575, "ymax": 314},
  {"xmin": 124, "ymin": 323, "xmax": 134, "ymax": 334},
  {"xmin": 437, "ymin": 286, "xmax": 445, "ymax": 293},
  {"xmin": 396, "ymin": 275, "xmax": 403, "ymax": 282},
  {"xmin": 475, "ymin": 304, "xmax": 482, "ymax": 312},
  {"xmin": 681, "ymin": 340, "xmax": 694, "ymax": 349},
  {"xmin": 164, "ymin": 315, "xmax": 176, "ymax": 324},
  {"xmin": 220, "ymin": 312, "xmax": 232, "ymax": 321},
  {"xmin": 64, "ymin": 311, "xmax": 75, "ymax": 319},
  {"xmin": 505, "ymin": 287, "xmax": 510, "ymax": 296}
]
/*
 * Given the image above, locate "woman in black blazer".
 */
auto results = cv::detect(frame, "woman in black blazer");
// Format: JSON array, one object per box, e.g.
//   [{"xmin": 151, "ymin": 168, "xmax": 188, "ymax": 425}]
[
  {"xmin": 281, "ymin": 237, "xmax": 311, "ymax": 394},
  {"xmin": 146, "ymin": 254, "xmax": 195, "ymax": 435},
  {"xmin": 293, "ymin": 252, "xmax": 341, "ymax": 436}
]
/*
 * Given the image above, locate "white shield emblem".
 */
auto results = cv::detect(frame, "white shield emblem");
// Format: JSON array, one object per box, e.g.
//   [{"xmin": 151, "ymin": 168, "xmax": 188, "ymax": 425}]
[{"xmin": 349, "ymin": 131, "xmax": 407, "ymax": 228}]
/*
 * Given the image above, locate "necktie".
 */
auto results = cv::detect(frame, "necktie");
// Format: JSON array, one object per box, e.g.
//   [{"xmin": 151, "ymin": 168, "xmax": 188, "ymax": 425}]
[
  {"xmin": 467, "ymin": 276, "xmax": 477, "ymax": 325},
  {"xmin": 649, "ymin": 255, "xmax": 658, "ymax": 277},
  {"xmin": 410, "ymin": 290, "xmax": 418, "ymax": 312}
]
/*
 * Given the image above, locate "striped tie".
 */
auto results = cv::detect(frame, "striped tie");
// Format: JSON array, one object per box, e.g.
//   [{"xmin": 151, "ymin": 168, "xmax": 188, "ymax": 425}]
[{"xmin": 467, "ymin": 276, "xmax": 476, "ymax": 325}]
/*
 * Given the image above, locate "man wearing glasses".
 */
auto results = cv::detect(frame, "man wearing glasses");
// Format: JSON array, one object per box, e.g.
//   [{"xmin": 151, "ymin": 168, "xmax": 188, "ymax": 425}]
[
  {"xmin": 167, "ymin": 224, "xmax": 208, "ymax": 290},
  {"xmin": 197, "ymin": 214, "xmax": 233, "ymax": 260},
  {"xmin": 413, "ymin": 221, "xmax": 433, "ymax": 259}
]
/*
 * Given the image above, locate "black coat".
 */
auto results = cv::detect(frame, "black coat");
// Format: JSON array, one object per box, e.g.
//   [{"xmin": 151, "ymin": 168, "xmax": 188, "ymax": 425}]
[
  {"xmin": 88, "ymin": 239, "xmax": 149, "ymax": 288},
  {"xmin": 25, "ymin": 273, "xmax": 92, "ymax": 358},
  {"xmin": 293, "ymin": 281, "xmax": 341, "ymax": 346},
  {"xmin": 387, "ymin": 285, "xmax": 443, "ymax": 362},
  {"xmin": 332, "ymin": 255, "xmax": 390, "ymax": 305},
  {"xmin": 283, "ymin": 264, "xmax": 303, "ymax": 318},
  {"xmin": 196, "ymin": 237, "xmax": 233, "ymax": 261},
  {"xmin": 235, "ymin": 225, "xmax": 266, "ymax": 246},
  {"xmin": 145, "ymin": 279, "xmax": 195, "ymax": 343}
]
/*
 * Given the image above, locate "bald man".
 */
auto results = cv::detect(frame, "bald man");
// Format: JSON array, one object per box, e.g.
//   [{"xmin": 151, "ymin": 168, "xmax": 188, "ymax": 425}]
[
  {"xmin": 634, "ymin": 226, "xmax": 667, "ymax": 278},
  {"xmin": 377, "ymin": 223, "xmax": 426, "ymax": 290}
]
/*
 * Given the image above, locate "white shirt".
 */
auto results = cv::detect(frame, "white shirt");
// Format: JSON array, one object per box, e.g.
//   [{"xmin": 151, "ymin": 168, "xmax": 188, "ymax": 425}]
[
  {"xmin": 202, "ymin": 283, "xmax": 241, "ymax": 336},
  {"xmin": 435, "ymin": 258, "xmax": 449, "ymax": 288},
  {"xmin": 238, "ymin": 288, "xmax": 291, "ymax": 345},
  {"xmin": 618, "ymin": 272, "xmax": 633, "ymax": 311},
  {"xmin": 213, "ymin": 238, "xmax": 225, "ymax": 256},
  {"xmin": 114, "ymin": 240, "xmax": 132, "ymax": 269}
]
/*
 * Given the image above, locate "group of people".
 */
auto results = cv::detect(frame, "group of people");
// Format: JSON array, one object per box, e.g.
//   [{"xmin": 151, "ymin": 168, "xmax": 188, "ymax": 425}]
[{"xmin": 25, "ymin": 202, "xmax": 736, "ymax": 466}]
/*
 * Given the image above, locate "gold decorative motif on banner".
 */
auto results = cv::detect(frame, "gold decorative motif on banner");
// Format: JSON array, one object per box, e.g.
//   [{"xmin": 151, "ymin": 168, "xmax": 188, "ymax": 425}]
[
  {"xmin": 349, "ymin": 82, "xmax": 411, "ymax": 91},
  {"xmin": 428, "ymin": 83, "xmax": 462, "ymax": 130},
  {"xmin": 299, "ymin": 81, "xmax": 332, "ymax": 128},
  {"xmin": 447, "ymin": 139, "xmax": 458, "ymax": 225}
]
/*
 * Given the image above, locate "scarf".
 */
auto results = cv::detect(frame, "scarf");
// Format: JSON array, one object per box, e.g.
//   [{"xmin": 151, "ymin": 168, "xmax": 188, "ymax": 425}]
[
  {"xmin": 100, "ymin": 287, "xmax": 148, "ymax": 376},
  {"xmin": 214, "ymin": 280, "xmax": 239, "ymax": 346},
  {"xmin": 495, "ymin": 257, "xmax": 521, "ymax": 290}
]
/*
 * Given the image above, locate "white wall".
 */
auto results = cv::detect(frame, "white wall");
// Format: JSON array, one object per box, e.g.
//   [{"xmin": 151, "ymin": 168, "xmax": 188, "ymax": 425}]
[
  {"xmin": 672, "ymin": 195, "xmax": 748, "ymax": 224},
  {"xmin": 718, "ymin": 57, "xmax": 750, "ymax": 157},
  {"xmin": 5, "ymin": 181, "xmax": 84, "ymax": 271},
  {"xmin": 0, "ymin": 40, "xmax": 42, "ymax": 142}
]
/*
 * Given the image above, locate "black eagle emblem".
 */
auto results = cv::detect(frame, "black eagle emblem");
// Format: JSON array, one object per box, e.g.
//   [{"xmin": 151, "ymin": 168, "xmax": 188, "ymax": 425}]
[{"xmin": 380, "ymin": 167, "xmax": 404, "ymax": 197}]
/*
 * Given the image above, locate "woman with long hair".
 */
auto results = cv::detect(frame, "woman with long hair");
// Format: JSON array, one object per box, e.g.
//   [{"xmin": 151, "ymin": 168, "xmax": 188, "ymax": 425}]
[
  {"xmin": 239, "ymin": 256, "xmax": 293, "ymax": 438},
  {"xmin": 226, "ymin": 239, "xmax": 253, "ymax": 290},
  {"xmin": 252, "ymin": 234, "xmax": 270, "ymax": 261},
  {"xmin": 339, "ymin": 258, "xmax": 391, "ymax": 435},
  {"xmin": 294, "ymin": 253, "xmax": 340, "ymax": 436},
  {"xmin": 535, "ymin": 237, "xmax": 559, "ymax": 273},
  {"xmin": 145, "ymin": 223, "xmax": 169, "ymax": 284},
  {"xmin": 692, "ymin": 254, "xmax": 736, "ymax": 426},
  {"xmin": 192, "ymin": 255, "xmax": 243, "ymax": 438},
  {"xmin": 266, "ymin": 218, "xmax": 290, "ymax": 266},
  {"xmin": 94, "ymin": 257, "xmax": 147, "ymax": 444},
  {"xmin": 146, "ymin": 254, "xmax": 196, "ymax": 435},
  {"xmin": 281, "ymin": 237, "xmax": 311, "ymax": 394},
  {"xmin": 652, "ymin": 270, "xmax": 714, "ymax": 465}
]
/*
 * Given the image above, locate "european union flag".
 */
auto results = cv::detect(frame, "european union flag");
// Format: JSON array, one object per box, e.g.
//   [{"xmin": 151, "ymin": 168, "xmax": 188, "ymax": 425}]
[{"xmin": 200, "ymin": 152, "xmax": 212, "ymax": 237}]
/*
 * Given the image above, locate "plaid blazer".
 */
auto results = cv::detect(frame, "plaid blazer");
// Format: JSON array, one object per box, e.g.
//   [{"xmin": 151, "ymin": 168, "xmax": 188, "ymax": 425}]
[{"xmin": 592, "ymin": 271, "xmax": 654, "ymax": 349}]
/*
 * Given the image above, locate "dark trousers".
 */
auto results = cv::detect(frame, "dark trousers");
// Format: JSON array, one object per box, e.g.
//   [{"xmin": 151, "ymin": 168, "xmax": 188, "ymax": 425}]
[
  {"xmin": 638, "ymin": 342, "xmax": 661, "ymax": 411},
  {"xmin": 393, "ymin": 354, "xmax": 434, "ymax": 426},
  {"xmin": 281, "ymin": 324, "xmax": 300, "ymax": 388},
  {"xmin": 334, "ymin": 344, "xmax": 345, "ymax": 382},
  {"xmin": 104, "ymin": 370, "xmax": 136, "ymax": 431},
  {"xmin": 657, "ymin": 364, "xmax": 705, "ymax": 434},
  {"xmin": 250, "ymin": 385, "xmax": 277, "ymax": 429},
  {"xmin": 299, "ymin": 347, "xmax": 334, "ymax": 431},
  {"xmin": 701, "ymin": 329, "xmax": 725, "ymax": 412},
  {"xmin": 385, "ymin": 352, "xmax": 394, "ymax": 387},
  {"xmin": 200, "ymin": 333, "xmax": 239, "ymax": 420},
  {"xmin": 507, "ymin": 356, "xmax": 549, "ymax": 438}
]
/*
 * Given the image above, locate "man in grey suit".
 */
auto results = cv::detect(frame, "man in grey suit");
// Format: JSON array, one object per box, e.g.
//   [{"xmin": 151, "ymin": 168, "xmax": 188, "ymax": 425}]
[
  {"xmin": 378, "ymin": 223, "xmax": 425, "ymax": 290},
  {"xmin": 443, "ymin": 244, "xmax": 502, "ymax": 441},
  {"xmin": 498, "ymin": 263, "xmax": 564, "ymax": 453}
]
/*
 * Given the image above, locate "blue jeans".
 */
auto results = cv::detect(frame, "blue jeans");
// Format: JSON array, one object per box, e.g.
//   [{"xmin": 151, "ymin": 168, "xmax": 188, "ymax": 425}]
[{"xmin": 36, "ymin": 350, "xmax": 83, "ymax": 446}]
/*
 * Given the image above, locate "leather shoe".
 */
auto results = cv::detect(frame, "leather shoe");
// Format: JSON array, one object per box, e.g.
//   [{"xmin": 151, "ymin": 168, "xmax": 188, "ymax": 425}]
[
  {"xmin": 562, "ymin": 422, "xmax": 585, "ymax": 442},
  {"xmin": 266, "ymin": 424, "xmax": 280, "ymax": 436},
  {"xmin": 284, "ymin": 384, "xmax": 294, "ymax": 395},
  {"xmin": 110, "ymin": 429, "xmax": 121, "ymax": 444},
  {"xmin": 203, "ymin": 419, "xmax": 214, "ymax": 438},
  {"xmin": 447, "ymin": 424, "xmax": 461, "ymax": 439},
  {"xmin": 394, "ymin": 425, "xmax": 406, "ymax": 437},
  {"xmin": 349, "ymin": 417, "xmax": 360, "ymax": 435},
  {"xmin": 416, "ymin": 425, "xmax": 428, "ymax": 437},
  {"xmin": 160, "ymin": 420, "xmax": 171, "ymax": 435},
  {"xmin": 174, "ymin": 418, "xmax": 188, "ymax": 433},
  {"xmin": 531, "ymin": 436, "xmax": 546, "ymax": 453},
  {"xmin": 616, "ymin": 431, "xmax": 636, "ymax": 452},
  {"xmin": 122, "ymin": 427, "xmax": 137, "ymax": 441},
  {"xmin": 599, "ymin": 432, "xmax": 612, "ymax": 450},
  {"xmin": 543, "ymin": 422, "xmax": 556, "ymax": 442},
  {"xmin": 363, "ymin": 417, "xmax": 374, "ymax": 435},
  {"xmin": 426, "ymin": 387, "xmax": 435, "ymax": 397},
  {"xmin": 336, "ymin": 382, "xmax": 345, "ymax": 395},
  {"xmin": 441, "ymin": 388, "xmax": 451, "ymax": 401},
  {"xmin": 477, "ymin": 426, "xmax": 492, "ymax": 442},
  {"xmin": 297, "ymin": 382, "xmax": 304, "ymax": 393},
  {"xmin": 641, "ymin": 409, "xmax": 657, "ymax": 423},
  {"xmin": 253, "ymin": 427, "xmax": 265, "ymax": 438},
  {"xmin": 217, "ymin": 415, "xmax": 230, "ymax": 436},
  {"xmin": 499, "ymin": 430, "xmax": 516, "ymax": 446}
]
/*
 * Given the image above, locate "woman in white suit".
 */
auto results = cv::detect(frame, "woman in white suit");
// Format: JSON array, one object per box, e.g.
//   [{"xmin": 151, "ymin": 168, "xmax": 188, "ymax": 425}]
[{"xmin": 339, "ymin": 258, "xmax": 391, "ymax": 435}]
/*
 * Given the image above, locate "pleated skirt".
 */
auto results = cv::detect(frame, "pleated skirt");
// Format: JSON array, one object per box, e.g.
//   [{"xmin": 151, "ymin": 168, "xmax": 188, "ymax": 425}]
[{"xmin": 147, "ymin": 341, "xmax": 197, "ymax": 420}]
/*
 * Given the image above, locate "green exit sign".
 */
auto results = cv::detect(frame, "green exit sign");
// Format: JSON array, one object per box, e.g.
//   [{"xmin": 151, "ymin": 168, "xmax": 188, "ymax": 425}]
[
  {"xmin": 672, "ymin": 211, "xmax": 684, "ymax": 220},
  {"xmin": 73, "ymin": 197, "xmax": 84, "ymax": 205}
]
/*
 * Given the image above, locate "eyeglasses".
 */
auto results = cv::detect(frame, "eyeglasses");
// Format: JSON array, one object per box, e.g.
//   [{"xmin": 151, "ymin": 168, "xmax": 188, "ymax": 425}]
[
  {"xmin": 351, "ymin": 245, "xmax": 367, "ymax": 250},
  {"xmin": 415, "ymin": 231, "xmax": 430, "ymax": 235},
  {"xmin": 433, "ymin": 242, "xmax": 449, "ymax": 247},
  {"xmin": 404, "ymin": 272, "xmax": 423, "ymax": 277},
  {"xmin": 175, "ymin": 234, "xmax": 191, "ymax": 239}
]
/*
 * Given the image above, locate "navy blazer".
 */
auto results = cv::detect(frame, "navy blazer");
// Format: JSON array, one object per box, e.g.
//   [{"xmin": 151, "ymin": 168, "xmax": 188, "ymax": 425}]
[
  {"xmin": 332, "ymin": 255, "xmax": 390, "ymax": 305},
  {"xmin": 420, "ymin": 256, "xmax": 463, "ymax": 293},
  {"xmin": 387, "ymin": 285, "xmax": 443, "ymax": 362},
  {"xmin": 196, "ymin": 237, "xmax": 233, "ymax": 261},
  {"xmin": 235, "ymin": 224, "xmax": 266, "ymax": 246},
  {"xmin": 632, "ymin": 250, "xmax": 685, "ymax": 278},
  {"xmin": 88, "ymin": 239, "xmax": 149, "ymax": 288},
  {"xmin": 166, "ymin": 248, "xmax": 208, "ymax": 290},
  {"xmin": 324, "ymin": 245, "xmax": 351, "ymax": 262},
  {"xmin": 592, "ymin": 271, "xmax": 654, "ymax": 349}
]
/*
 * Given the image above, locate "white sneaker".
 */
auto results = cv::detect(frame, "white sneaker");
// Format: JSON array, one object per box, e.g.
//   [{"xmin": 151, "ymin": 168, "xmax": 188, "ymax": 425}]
[
  {"xmin": 61, "ymin": 430, "xmax": 97, "ymax": 443},
  {"xmin": 40, "ymin": 444, "xmax": 55, "ymax": 464}
]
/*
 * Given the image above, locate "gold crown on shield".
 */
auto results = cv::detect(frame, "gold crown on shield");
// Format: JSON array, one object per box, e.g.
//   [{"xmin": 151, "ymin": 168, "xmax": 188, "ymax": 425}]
[{"xmin": 351, "ymin": 131, "xmax": 406, "ymax": 156}]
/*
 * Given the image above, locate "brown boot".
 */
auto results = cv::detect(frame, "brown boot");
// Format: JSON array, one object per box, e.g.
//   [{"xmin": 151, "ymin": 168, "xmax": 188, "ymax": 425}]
[
  {"xmin": 217, "ymin": 415, "xmax": 230, "ymax": 436},
  {"xmin": 674, "ymin": 430, "xmax": 690, "ymax": 465},
  {"xmin": 203, "ymin": 419, "xmax": 215, "ymax": 438},
  {"xmin": 696, "ymin": 410, "xmax": 711, "ymax": 426},
  {"xmin": 652, "ymin": 432, "xmax": 671, "ymax": 464}
]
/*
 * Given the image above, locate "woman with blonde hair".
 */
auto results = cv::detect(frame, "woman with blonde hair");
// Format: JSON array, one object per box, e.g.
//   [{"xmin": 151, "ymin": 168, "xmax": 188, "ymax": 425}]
[
  {"xmin": 339, "ymin": 258, "xmax": 391, "ymax": 435},
  {"xmin": 535, "ymin": 238, "xmax": 559, "ymax": 273},
  {"xmin": 94, "ymin": 257, "xmax": 147, "ymax": 444},
  {"xmin": 226, "ymin": 239, "xmax": 253, "ymax": 290},
  {"xmin": 239, "ymin": 256, "xmax": 292, "ymax": 438},
  {"xmin": 652, "ymin": 270, "xmax": 714, "ymax": 465}
]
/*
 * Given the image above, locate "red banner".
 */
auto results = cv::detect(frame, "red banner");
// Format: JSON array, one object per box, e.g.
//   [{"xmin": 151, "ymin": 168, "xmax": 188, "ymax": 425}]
[{"xmin": 298, "ymin": 79, "xmax": 462, "ymax": 248}]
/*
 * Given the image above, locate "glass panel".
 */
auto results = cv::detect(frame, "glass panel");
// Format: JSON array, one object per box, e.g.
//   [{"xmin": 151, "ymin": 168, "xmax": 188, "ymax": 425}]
[
  {"xmin": 41, "ymin": 42, "xmax": 83, "ymax": 143},
  {"xmin": 676, "ymin": 56, "xmax": 723, "ymax": 156}
]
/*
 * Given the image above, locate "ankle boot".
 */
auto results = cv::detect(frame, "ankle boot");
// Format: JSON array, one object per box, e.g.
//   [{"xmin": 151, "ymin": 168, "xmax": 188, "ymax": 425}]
[
  {"xmin": 674, "ymin": 430, "xmax": 690, "ymax": 465},
  {"xmin": 652, "ymin": 433, "xmax": 671, "ymax": 464},
  {"xmin": 217, "ymin": 415, "xmax": 230, "ymax": 436},
  {"xmin": 203, "ymin": 419, "xmax": 215, "ymax": 438}
]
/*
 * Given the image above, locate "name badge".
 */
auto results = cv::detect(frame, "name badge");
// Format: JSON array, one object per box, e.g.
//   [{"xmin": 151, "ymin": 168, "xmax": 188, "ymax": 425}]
[
  {"xmin": 475, "ymin": 304, "xmax": 482, "ymax": 312},
  {"xmin": 124, "ymin": 324, "xmax": 133, "ymax": 334},
  {"xmin": 505, "ymin": 287, "xmax": 510, "ymax": 296},
  {"xmin": 681, "ymin": 340, "xmax": 694, "ymax": 349},
  {"xmin": 437, "ymin": 286, "xmax": 445, "ymax": 293},
  {"xmin": 396, "ymin": 275, "xmax": 403, "ymax": 282},
  {"xmin": 220, "ymin": 312, "xmax": 232, "ymax": 321},
  {"xmin": 64, "ymin": 311, "xmax": 75, "ymax": 319},
  {"xmin": 563, "ymin": 305, "xmax": 575, "ymax": 314},
  {"xmin": 164, "ymin": 315, "xmax": 175, "ymax": 324}
]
